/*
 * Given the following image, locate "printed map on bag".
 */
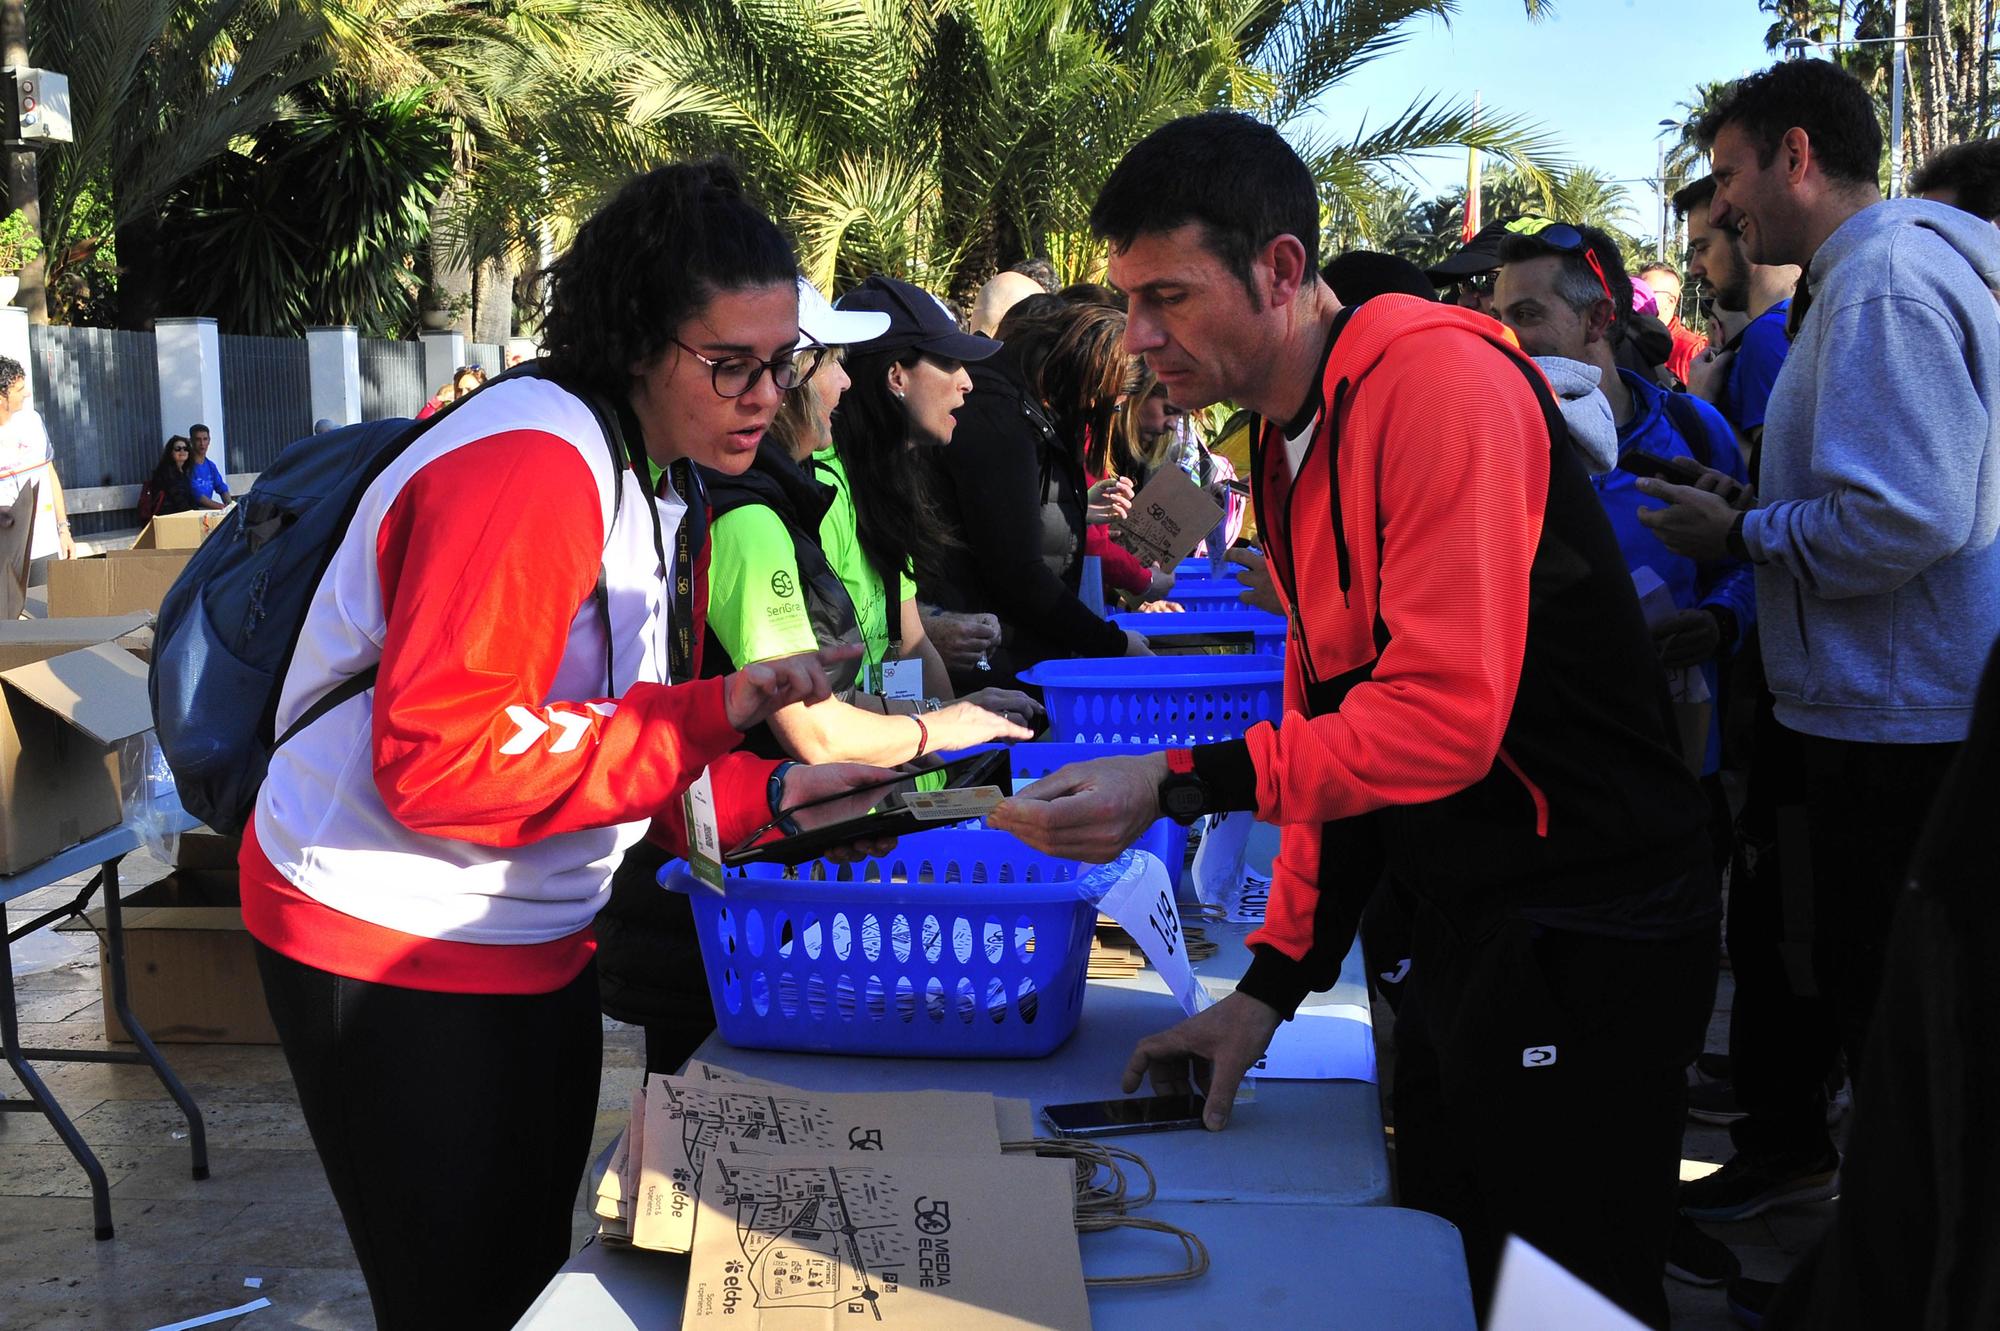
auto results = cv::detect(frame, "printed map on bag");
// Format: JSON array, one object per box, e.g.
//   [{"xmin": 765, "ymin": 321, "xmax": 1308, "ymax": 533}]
[
  {"xmin": 682, "ymin": 1060, "xmax": 1038, "ymax": 1145},
  {"xmin": 683, "ymin": 1153, "xmax": 1089, "ymax": 1331},
  {"xmin": 635, "ymin": 1076, "xmax": 1004, "ymax": 1254}
]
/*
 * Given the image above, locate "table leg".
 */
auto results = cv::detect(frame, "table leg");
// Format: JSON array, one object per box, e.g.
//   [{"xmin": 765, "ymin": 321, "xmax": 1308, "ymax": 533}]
[
  {"xmin": 1, "ymin": 900, "xmax": 117, "ymax": 1240},
  {"xmin": 98, "ymin": 857, "xmax": 209, "ymax": 1181}
]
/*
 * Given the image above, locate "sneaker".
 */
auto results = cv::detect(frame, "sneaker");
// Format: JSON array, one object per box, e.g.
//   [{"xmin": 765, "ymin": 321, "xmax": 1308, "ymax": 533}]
[
  {"xmin": 1726, "ymin": 1275, "xmax": 1779, "ymax": 1329},
  {"xmin": 1680, "ymin": 1150, "xmax": 1840, "ymax": 1222},
  {"xmin": 1687, "ymin": 1078, "xmax": 1747, "ymax": 1125},
  {"xmin": 1664, "ymin": 1216, "xmax": 1741, "ymax": 1287}
]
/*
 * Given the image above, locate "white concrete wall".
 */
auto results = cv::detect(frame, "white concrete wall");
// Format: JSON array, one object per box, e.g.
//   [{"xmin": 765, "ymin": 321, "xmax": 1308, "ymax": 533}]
[
  {"xmin": 307, "ymin": 326, "xmax": 362, "ymax": 428},
  {"xmin": 155, "ymin": 317, "xmax": 227, "ymax": 472}
]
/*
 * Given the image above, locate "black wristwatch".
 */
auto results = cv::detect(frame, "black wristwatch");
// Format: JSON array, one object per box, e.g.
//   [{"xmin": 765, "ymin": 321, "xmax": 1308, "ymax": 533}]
[{"xmin": 1158, "ymin": 749, "xmax": 1208, "ymax": 826}]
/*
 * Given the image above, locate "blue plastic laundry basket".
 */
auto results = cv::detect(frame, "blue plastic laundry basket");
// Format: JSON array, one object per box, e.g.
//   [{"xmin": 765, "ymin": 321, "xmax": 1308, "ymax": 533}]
[
  {"xmin": 1164, "ymin": 577, "xmax": 1253, "ymax": 612},
  {"xmin": 1006, "ymin": 741, "xmax": 1192, "ymax": 889},
  {"xmin": 663, "ymin": 828, "xmax": 1098, "ymax": 1058},
  {"xmin": 1111, "ymin": 609, "xmax": 1285, "ymax": 656},
  {"xmin": 1020, "ymin": 655, "xmax": 1284, "ymax": 744},
  {"xmin": 1175, "ymin": 557, "xmax": 1239, "ymax": 580}
]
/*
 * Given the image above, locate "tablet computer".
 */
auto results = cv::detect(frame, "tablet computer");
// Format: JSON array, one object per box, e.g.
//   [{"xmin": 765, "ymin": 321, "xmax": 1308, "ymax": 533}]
[{"xmin": 720, "ymin": 747, "xmax": 1013, "ymax": 868}]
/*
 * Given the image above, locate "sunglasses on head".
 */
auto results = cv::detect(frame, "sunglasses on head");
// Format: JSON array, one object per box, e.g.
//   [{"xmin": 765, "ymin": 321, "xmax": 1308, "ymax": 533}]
[{"xmin": 1505, "ymin": 216, "xmax": 1617, "ymax": 308}]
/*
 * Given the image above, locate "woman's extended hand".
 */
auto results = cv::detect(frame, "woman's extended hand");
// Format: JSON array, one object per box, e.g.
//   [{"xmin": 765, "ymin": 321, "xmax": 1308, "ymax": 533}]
[
  {"xmin": 958, "ymin": 687, "xmax": 1046, "ymax": 731},
  {"xmin": 1086, "ymin": 476, "xmax": 1135, "ymax": 526}
]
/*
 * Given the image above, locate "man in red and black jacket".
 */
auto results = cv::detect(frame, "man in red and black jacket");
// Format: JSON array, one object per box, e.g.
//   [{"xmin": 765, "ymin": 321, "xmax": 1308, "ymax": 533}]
[{"xmin": 992, "ymin": 113, "xmax": 1718, "ymax": 1328}]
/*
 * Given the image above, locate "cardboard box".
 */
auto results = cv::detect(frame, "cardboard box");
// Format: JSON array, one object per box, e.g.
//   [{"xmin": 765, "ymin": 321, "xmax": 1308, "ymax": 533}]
[
  {"xmin": 0, "ymin": 633, "xmax": 156, "ymax": 874},
  {"xmin": 63, "ymin": 854, "xmax": 278, "ymax": 1045},
  {"xmin": 130, "ymin": 507, "xmax": 229, "ymax": 550},
  {"xmin": 45, "ymin": 550, "xmax": 191, "ymax": 618},
  {"xmin": 0, "ymin": 611, "xmax": 151, "ymax": 671}
]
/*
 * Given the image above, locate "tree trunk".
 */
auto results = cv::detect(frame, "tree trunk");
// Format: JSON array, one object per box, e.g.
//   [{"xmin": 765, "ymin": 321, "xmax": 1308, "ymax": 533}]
[
  {"xmin": 472, "ymin": 253, "xmax": 514, "ymax": 345},
  {"xmin": 114, "ymin": 214, "xmax": 170, "ymax": 330}
]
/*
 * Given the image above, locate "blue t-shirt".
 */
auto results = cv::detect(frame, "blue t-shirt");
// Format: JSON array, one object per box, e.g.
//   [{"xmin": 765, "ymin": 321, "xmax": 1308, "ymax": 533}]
[
  {"xmin": 1720, "ymin": 300, "xmax": 1791, "ymax": 436},
  {"xmin": 189, "ymin": 457, "xmax": 228, "ymax": 502},
  {"xmin": 1602, "ymin": 369, "xmax": 1757, "ymax": 775}
]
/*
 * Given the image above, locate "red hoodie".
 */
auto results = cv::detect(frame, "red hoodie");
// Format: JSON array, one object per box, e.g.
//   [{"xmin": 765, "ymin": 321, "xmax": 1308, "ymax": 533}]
[{"xmin": 1177, "ymin": 297, "xmax": 1712, "ymax": 1014}]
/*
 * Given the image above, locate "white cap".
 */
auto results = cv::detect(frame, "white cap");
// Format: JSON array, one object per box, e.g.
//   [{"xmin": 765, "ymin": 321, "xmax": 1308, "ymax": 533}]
[{"xmin": 798, "ymin": 277, "xmax": 890, "ymax": 349}]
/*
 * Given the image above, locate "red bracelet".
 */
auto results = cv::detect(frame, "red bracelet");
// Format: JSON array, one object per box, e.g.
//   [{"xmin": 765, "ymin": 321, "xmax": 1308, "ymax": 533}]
[{"xmin": 911, "ymin": 713, "xmax": 929, "ymax": 761}]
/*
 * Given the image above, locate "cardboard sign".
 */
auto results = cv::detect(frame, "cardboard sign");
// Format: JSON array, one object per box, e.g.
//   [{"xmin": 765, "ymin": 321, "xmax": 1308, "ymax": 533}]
[
  {"xmin": 1117, "ymin": 468, "xmax": 1225, "ymax": 571},
  {"xmin": 684, "ymin": 1153, "xmax": 1089, "ymax": 1331},
  {"xmin": 635, "ymin": 1075, "xmax": 1004, "ymax": 1254}
]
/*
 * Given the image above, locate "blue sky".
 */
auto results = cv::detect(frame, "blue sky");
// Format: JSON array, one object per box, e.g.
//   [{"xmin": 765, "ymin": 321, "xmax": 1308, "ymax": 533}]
[{"xmin": 1300, "ymin": 0, "xmax": 1782, "ymax": 229}]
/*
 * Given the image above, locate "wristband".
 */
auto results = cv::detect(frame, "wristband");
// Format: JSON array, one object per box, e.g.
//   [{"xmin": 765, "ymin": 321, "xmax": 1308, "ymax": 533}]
[
  {"xmin": 1725, "ymin": 511, "xmax": 1753, "ymax": 563},
  {"xmin": 767, "ymin": 760, "xmax": 801, "ymax": 837},
  {"xmin": 910, "ymin": 714, "xmax": 929, "ymax": 761}
]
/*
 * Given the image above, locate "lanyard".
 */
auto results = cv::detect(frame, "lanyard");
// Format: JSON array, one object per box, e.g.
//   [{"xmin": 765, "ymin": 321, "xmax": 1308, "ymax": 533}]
[{"xmin": 659, "ymin": 457, "xmax": 699, "ymax": 686}]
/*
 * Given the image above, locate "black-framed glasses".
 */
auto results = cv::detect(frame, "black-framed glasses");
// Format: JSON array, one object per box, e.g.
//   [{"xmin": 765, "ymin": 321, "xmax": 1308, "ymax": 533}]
[
  {"xmin": 1505, "ymin": 216, "xmax": 1617, "ymax": 307},
  {"xmin": 672, "ymin": 337, "xmax": 829, "ymax": 398}
]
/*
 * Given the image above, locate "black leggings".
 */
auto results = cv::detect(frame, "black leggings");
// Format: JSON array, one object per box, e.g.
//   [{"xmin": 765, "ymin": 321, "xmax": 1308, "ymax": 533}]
[{"xmin": 254, "ymin": 942, "xmax": 602, "ymax": 1331}]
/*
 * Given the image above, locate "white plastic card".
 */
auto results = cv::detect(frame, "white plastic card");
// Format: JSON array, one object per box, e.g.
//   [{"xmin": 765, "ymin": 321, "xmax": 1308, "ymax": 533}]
[
  {"xmin": 682, "ymin": 767, "xmax": 724, "ymax": 892},
  {"xmin": 867, "ymin": 657, "xmax": 925, "ymax": 702}
]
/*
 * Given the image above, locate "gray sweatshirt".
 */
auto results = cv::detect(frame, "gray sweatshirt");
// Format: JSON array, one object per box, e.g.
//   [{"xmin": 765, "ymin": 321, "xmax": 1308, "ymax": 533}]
[{"xmin": 1743, "ymin": 199, "xmax": 2000, "ymax": 744}]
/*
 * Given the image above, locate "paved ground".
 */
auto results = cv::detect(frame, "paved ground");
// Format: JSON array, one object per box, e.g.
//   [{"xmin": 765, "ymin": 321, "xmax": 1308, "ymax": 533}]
[{"xmin": 1, "ymin": 848, "xmax": 1831, "ymax": 1329}]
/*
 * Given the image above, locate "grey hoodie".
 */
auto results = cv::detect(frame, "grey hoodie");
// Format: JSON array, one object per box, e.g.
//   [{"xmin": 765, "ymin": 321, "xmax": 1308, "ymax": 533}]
[
  {"xmin": 1743, "ymin": 199, "xmax": 2000, "ymax": 744},
  {"xmin": 1534, "ymin": 355, "xmax": 1619, "ymax": 475}
]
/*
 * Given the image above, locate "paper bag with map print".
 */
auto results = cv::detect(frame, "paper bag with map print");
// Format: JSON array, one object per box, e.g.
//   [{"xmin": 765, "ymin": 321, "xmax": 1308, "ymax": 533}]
[
  {"xmin": 683, "ymin": 1152, "xmax": 1089, "ymax": 1331},
  {"xmin": 632, "ymin": 1075, "xmax": 1004, "ymax": 1254}
]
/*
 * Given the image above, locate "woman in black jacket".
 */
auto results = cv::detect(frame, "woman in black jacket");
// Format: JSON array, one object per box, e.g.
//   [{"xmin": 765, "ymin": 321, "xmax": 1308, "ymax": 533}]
[
  {"xmin": 917, "ymin": 295, "xmax": 1150, "ymax": 690},
  {"xmin": 138, "ymin": 435, "xmax": 197, "ymax": 520}
]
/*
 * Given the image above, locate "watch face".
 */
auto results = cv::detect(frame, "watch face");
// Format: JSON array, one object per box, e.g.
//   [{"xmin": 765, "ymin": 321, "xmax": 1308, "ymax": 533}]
[{"xmin": 1161, "ymin": 778, "xmax": 1205, "ymax": 821}]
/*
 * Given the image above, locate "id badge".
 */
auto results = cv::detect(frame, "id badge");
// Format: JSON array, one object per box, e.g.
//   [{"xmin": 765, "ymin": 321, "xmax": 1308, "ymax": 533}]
[
  {"xmin": 681, "ymin": 767, "xmax": 725, "ymax": 893},
  {"xmin": 865, "ymin": 657, "xmax": 925, "ymax": 702}
]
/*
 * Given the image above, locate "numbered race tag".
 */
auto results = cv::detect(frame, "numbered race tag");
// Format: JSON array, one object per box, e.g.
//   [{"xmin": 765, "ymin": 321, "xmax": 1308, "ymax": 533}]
[
  {"xmin": 681, "ymin": 767, "xmax": 725, "ymax": 893},
  {"xmin": 1086, "ymin": 851, "xmax": 1209, "ymax": 1016},
  {"xmin": 1191, "ymin": 810, "xmax": 1252, "ymax": 906},
  {"xmin": 865, "ymin": 657, "xmax": 926, "ymax": 702}
]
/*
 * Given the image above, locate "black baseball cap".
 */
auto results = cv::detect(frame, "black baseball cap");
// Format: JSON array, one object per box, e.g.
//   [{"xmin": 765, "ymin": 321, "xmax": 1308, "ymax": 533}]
[
  {"xmin": 835, "ymin": 275, "xmax": 1001, "ymax": 362},
  {"xmin": 1424, "ymin": 218, "xmax": 1514, "ymax": 284}
]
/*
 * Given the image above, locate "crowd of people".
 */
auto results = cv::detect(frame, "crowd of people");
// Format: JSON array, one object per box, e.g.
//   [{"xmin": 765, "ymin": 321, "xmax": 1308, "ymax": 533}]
[{"xmin": 129, "ymin": 50, "xmax": 1995, "ymax": 1331}]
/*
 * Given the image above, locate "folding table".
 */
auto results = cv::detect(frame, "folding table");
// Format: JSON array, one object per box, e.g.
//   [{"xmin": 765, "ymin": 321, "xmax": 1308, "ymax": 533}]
[{"xmin": 0, "ymin": 809, "xmax": 209, "ymax": 1238}]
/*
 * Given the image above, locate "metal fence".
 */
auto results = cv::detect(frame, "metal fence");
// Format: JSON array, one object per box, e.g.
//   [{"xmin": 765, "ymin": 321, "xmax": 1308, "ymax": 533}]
[
  {"xmin": 219, "ymin": 333, "xmax": 312, "ymax": 473},
  {"xmin": 466, "ymin": 342, "xmax": 504, "ymax": 379},
  {"xmin": 360, "ymin": 337, "xmax": 426, "ymax": 420},
  {"xmin": 28, "ymin": 324, "xmax": 162, "ymax": 491}
]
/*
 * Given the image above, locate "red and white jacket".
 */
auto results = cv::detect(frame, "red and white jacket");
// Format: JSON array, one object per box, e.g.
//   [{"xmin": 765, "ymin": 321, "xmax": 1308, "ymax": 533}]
[{"xmin": 241, "ymin": 376, "xmax": 772, "ymax": 994}]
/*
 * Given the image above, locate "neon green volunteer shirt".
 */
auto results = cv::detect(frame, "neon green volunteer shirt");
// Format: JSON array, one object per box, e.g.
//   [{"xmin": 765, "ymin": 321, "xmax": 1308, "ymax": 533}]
[{"xmin": 706, "ymin": 448, "xmax": 912, "ymax": 670}]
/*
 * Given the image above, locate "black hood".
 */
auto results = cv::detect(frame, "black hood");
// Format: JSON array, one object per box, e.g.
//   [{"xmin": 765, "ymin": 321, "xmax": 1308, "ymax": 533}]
[{"xmin": 701, "ymin": 437, "xmax": 834, "ymax": 530}]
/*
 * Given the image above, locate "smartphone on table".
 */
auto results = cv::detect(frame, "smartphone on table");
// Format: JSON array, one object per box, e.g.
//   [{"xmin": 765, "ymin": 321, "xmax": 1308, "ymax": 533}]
[{"xmin": 1041, "ymin": 1094, "xmax": 1209, "ymax": 1139}]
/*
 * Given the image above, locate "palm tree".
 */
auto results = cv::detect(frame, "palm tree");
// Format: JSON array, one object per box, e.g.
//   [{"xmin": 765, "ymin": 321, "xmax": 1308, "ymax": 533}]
[
  {"xmin": 28, "ymin": 0, "xmax": 330, "ymax": 327},
  {"xmin": 1759, "ymin": 0, "xmax": 1847, "ymax": 51},
  {"xmin": 549, "ymin": 0, "xmax": 1570, "ymax": 300}
]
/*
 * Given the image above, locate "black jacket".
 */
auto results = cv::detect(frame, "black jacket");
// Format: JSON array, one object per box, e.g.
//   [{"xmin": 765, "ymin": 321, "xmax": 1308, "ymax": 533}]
[{"xmin": 915, "ymin": 348, "xmax": 1126, "ymax": 687}]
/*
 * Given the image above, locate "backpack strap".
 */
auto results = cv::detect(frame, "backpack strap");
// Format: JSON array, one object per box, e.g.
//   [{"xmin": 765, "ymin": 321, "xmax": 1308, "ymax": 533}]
[
  {"xmin": 273, "ymin": 366, "xmax": 663, "ymax": 754},
  {"xmin": 1659, "ymin": 389, "xmax": 1720, "ymax": 473}
]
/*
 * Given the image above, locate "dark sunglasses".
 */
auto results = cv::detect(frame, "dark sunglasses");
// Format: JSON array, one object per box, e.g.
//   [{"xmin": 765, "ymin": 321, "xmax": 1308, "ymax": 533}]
[{"xmin": 1505, "ymin": 217, "xmax": 1617, "ymax": 307}]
